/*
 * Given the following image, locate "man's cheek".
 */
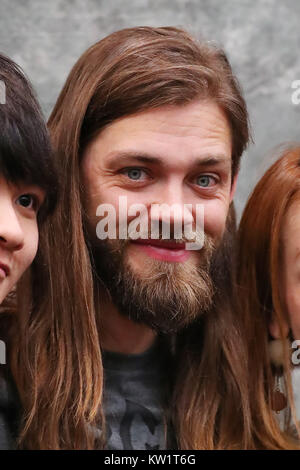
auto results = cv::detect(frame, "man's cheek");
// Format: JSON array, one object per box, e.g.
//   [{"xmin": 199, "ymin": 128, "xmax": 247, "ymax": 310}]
[{"xmin": 203, "ymin": 204, "xmax": 228, "ymax": 240}]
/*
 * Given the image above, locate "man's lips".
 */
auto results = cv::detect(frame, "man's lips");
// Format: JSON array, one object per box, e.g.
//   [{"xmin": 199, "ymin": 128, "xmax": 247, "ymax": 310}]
[
  {"xmin": 130, "ymin": 239, "xmax": 190, "ymax": 262},
  {"xmin": 131, "ymin": 238, "xmax": 186, "ymax": 250}
]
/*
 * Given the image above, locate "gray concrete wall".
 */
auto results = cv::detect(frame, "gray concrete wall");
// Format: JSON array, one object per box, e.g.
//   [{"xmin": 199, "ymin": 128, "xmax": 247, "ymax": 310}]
[{"xmin": 0, "ymin": 0, "xmax": 299, "ymax": 217}]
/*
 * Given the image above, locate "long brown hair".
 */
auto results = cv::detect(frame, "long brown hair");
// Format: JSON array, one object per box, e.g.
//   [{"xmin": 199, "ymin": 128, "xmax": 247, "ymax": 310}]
[
  {"xmin": 238, "ymin": 146, "xmax": 300, "ymax": 449},
  {"xmin": 10, "ymin": 26, "xmax": 275, "ymax": 449}
]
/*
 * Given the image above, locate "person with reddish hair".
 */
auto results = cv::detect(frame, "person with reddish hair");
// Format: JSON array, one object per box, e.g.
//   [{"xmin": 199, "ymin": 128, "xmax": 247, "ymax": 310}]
[{"xmin": 238, "ymin": 146, "xmax": 300, "ymax": 446}]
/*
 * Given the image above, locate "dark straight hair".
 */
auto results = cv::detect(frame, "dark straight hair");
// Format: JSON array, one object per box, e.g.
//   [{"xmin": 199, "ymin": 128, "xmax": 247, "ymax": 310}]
[
  {"xmin": 0, "ymin": 54, "xmax": 59, "ymax": 415},
  {"xmin": 0, "ymin": 53, "xmax": 58, "ymax": 221}
]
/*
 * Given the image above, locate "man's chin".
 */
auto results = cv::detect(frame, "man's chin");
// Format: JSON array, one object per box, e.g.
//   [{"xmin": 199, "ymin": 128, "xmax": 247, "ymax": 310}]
[
  {"xmin": 104, "ymin": 256, "xmax": 213, "ymax": 334},
  {"xmin": 124, "ymin": 240, "xmax": 200, "ymax": 278},
  {"xmin": 90, "ymin": 235, "xmax": 216, "ymax": 334},
  {"xmin": 111, "ymin": 291, "xmax": 206, "ymax": 335}
]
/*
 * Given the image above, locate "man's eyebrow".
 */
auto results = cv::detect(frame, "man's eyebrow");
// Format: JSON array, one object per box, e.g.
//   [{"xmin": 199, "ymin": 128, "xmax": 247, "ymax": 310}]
[
  {"xmin": 193, "ymin": 156, "xmax": 230, "ymax": 167},
  {"xmin": 107, "ymin": 152, "xmax": 163, "ymax": 165},
  {"xmin": 106, "ymin": 151, "xmax": 230, "ymax": 167}
]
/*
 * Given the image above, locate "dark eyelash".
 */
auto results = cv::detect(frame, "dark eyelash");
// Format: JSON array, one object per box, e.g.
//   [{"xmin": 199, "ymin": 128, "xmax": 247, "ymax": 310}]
[
  {"xmin": 18, "ymin": 194, "xmax": 40, "ymax": 210},
  {"xmin": 120, "ymin": 167, "xmax": 151, "ymax": 180},
  {"xmin": 195, "ymin": 175, "xmax": 218, "ymax": 184}
]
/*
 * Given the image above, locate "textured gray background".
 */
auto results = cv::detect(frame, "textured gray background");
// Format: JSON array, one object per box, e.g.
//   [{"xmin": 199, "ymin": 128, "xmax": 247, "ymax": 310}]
[{"xmin": 0, "ymin": 0, "xmax": 299, "ymax": 217}]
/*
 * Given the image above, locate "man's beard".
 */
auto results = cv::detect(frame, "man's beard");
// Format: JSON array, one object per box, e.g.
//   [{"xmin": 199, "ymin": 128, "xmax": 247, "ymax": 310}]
[
  {"xmin": 88, "ymin": 224, "xmax": 233, "ymax": 335},
  {"xmin": 88, "ymin": 231, "xmax": 215, "ymax": 333},
  {"xmin": 85, "ymin": 204, "xmax": 236, "ymax": 333}
]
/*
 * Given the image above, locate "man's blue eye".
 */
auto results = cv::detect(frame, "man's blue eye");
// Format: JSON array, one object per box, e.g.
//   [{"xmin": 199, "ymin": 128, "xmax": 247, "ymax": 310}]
[
  {"xmin": 127, "ymin": 169, "xmax": 143, "ymax": 180},
  {"xmin": 196, "ymin": 175, "xmax": 213, "ymax": 187}
]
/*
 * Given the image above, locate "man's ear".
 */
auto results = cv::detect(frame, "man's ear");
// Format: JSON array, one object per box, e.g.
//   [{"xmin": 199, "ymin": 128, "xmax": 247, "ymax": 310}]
[
  {"xmin": 229, "ymin": 172, "xmax": 238, "ymax": 203},
  {"xmin": 269, "ymin": 315, "xmax": 290, "ymax": 339}
]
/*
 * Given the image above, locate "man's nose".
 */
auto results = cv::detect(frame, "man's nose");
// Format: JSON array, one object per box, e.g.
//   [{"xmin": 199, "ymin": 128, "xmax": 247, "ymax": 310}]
[
  {"xmin": 150, "ymin": 181, "xmax": 194, "ymax": 228},
  {"xmin": 0, "ymin": 201, "xmax": 24, "ymax": 251}
]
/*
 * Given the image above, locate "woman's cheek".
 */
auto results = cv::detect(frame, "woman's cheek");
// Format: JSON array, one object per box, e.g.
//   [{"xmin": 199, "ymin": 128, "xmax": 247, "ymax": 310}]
[{"xmin": 22, "ymin": 220, "xmax": 39, "ymax": 272}]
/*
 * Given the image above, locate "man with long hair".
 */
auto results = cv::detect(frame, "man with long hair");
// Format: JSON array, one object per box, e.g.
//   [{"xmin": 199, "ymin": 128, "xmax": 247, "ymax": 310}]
[{"xmin": 11, "ymin": 26, "xmax": 263, "ymax": 449}]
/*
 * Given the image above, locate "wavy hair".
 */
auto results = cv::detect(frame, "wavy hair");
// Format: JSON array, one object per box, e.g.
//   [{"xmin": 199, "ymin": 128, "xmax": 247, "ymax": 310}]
[
  {"xmin": 237, "ymin": 146, "xmax": 300, "ymax": 449},
  {"xmin": 9, "ymin": 26, "xmax": 275, "ymax": 449}
]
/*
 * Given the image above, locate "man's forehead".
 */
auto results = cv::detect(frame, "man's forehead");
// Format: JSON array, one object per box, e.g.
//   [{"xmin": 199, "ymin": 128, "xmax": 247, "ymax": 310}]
[
  {"xmin": 82, "ymin": 99, "xmax": 233, "ymax": 171},
  {"xmin": 104, "ymin": 99, "xmax": 231, "ymax": 135}
]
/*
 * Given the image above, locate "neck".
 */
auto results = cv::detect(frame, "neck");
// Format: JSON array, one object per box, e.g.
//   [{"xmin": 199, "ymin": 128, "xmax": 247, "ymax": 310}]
[{"xmin": 97, "ymin": 290, "xmax": 157, "ymax": 355}]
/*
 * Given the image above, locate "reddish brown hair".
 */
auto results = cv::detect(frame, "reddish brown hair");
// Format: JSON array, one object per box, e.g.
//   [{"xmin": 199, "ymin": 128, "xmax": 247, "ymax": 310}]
[
  {"xmin": 9, "ymin": 26, "xmax": 269, "ymax": 449},
  {"xmin": 238, "ymin": 146, "xmax": 300, "ymax": 448}
]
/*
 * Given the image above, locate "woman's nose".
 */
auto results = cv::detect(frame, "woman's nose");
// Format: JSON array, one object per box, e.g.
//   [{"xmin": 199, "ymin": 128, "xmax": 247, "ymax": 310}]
[{"xmin": 0, "ymin": 202, "xmax": 24, "ymax": 251}]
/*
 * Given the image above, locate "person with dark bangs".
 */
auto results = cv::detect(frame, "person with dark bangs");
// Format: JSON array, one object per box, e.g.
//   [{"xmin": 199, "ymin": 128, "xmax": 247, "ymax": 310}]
[{"xmin": 0, "ymin": 54, "xmax": 58, "ymax": 449}]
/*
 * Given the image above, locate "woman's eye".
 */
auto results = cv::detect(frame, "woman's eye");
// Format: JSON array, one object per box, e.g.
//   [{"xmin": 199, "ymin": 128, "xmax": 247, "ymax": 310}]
[
  {"xmin": 16, "ymin": 194, "xmax": 38, "ymax": 210},
  {"xmin": 195, "ymin": 175, "xmax": 216, "ymax": 187},
  {"xmin": 124, "ymin": 168, "xmax": 146, "ymax": 180}
]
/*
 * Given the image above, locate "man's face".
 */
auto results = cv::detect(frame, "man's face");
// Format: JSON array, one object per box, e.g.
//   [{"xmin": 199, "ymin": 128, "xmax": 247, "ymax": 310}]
[{"xmin": 81, "ymin": 99, "xmax": 236, "ymax": 333}]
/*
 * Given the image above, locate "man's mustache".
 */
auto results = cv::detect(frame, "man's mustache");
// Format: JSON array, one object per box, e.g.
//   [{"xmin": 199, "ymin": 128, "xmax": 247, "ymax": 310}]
[{"xmin": 120, "ymin": 224, "xmax": 206, "ymax": 246}]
